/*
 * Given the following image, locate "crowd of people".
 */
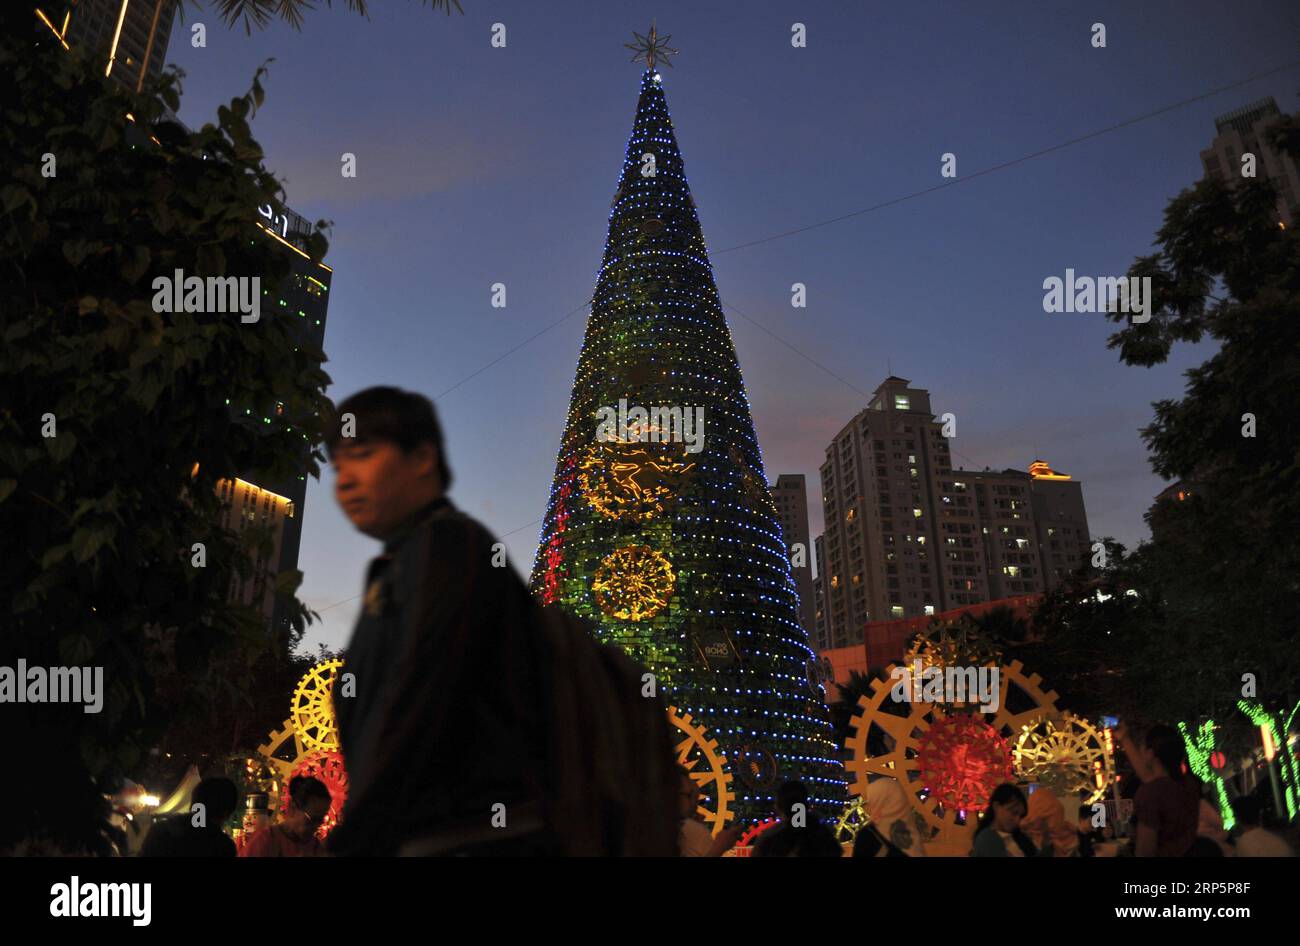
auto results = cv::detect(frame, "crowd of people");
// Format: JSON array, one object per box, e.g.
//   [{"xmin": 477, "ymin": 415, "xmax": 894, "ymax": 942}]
[
  {"xmin": 132, "ymin": 716, "xmax": 1294, "ymax": 858},
  {"xmin": 675, "ymin": 720, "xmax": 1293, "ymax": 859}
]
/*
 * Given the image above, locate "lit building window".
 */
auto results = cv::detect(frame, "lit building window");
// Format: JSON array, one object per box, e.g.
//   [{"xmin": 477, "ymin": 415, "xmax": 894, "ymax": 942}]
[{"xmin": 894, "ymin": 395, "xmax": 910, "ymax": 410}]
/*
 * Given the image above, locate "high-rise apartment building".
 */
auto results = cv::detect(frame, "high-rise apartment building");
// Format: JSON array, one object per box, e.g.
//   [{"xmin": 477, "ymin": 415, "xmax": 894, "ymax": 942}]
[
  {"xmin": 233, "ymin": 206, "xmax": 333, "ymax": 634},
  {"xmin": 38, "ymin": 0, "xmax": 177, "ymax": 93},
  {"xmin": 1200, "ymin": 97, "xmax": 1300, "ymax": 227},
  {"xmin": 770, "ymin": 474, "xmax": 816, "ymax": 641},
  {"xmin": 818, "ymin": 377, "xmax": 954, "ymax": 648},
  {"xmin": 817, "ymin": 377, "xmax": 1091, "ymax": 648},
  {"xmin": 1027, "ymin": 460, "xmax": 1092, "ymax": 588},
  {"xmin": 812, "ymin": 533, "xmax": 828, "ymax": 651}
]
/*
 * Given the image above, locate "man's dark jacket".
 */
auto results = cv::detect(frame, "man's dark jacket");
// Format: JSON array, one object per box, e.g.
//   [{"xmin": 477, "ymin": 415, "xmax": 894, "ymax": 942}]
[{"xmin": 328, "ymin": 498, "xmax": 679, "ymax": 857}]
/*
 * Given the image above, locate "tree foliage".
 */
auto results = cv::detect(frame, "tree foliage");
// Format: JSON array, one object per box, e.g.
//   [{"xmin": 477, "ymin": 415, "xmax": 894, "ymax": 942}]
[
  {"xmin": 1030, "ymin": 117, "xmax": 1300, "ymax": 730},
  {"xmin": 1, "ymin": 29, "xmax": 331, "ymax": 850}
]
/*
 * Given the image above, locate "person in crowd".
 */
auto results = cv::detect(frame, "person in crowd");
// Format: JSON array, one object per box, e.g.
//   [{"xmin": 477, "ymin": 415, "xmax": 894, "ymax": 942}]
[
  {"xmin": 323, "ymin": 387, "xmax": 554, "ymax": 857},
  {"xmin": 139, "ymin": 777, "xmax": 238, "ymax": 857},
  {"xmin": 751, "ymin": 780, "xmax": 842, "ymax": 857},
  {"xmin": 1076, "ymin": 803, "xmax": 1108, "ymax": 857},
  {"xmin": 1188, "ymin": 798, "xmax": 1232, "ymax": 856},
  {"xmin": 853, "ymin": 777, "xmax": 927, "ymax": 857},
  {"xmin": 1119, "ymin": 722, "xmax": 1202, "ymax": 857},
  {"xmin": 241, "ymin": 776, "xmax": 330, "ymax": 857},
  {"xmin": 1022, "ymin": 785, "xmax": 1078, "ymax": 857},
  {"xmin": 971, "ymin": 783, "xmax": 1049, "ymax": 856},
  {"xmin": 677, "ymin": 769, "xmax": 742, "ymax": 856},
  {"xmin": 1232, "ymin": 794, "xmax": 1296, "ymax": 856}
]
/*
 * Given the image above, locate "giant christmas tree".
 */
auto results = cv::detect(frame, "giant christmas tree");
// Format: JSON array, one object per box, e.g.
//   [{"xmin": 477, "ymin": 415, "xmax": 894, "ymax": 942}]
[{"xmin": 530, "ymin": 35, "xmax": 845, "ymax": 824}]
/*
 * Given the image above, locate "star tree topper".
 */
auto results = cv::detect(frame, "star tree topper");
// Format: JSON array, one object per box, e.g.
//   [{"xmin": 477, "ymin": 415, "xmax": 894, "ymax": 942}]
[{"xmin": 625, "ymin": 22, "xmax": 678, "ymax": 70}]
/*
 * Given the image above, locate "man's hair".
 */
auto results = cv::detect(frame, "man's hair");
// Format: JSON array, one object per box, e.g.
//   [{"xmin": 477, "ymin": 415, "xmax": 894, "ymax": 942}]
[
  {"xmin": 1144, "ymin": 724, "xmax": 1188, "ymax": 781},
  {"xmin": 192, "ymin": 777, "xmax": 239, "ymax": 823},
  {"xmin": 288, "ymin": 775, "xmax": 331, "ymax": 809},
  {"xmin": 325, "ymin": 386, "xmax": 452, "ymax": 490}
]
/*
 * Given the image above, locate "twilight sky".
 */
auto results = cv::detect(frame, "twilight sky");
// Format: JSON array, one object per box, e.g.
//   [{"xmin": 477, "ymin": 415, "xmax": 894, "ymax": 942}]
[{"xmin": 167, "ymin": 0, "xmax": 1300, "ymax": 653}]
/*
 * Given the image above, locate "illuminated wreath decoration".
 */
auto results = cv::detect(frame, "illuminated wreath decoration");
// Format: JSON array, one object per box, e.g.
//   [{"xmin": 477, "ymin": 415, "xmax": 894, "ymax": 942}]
[
  {"xmin": 844, "ymin": 658, "xmax": 1059, "ymax": 835},
  {"xmin": 592, "ymin": 545, "xmax": 675, "ymax": 621},
  {"xmin": 291, "ymin": 657, "xmax": 343, "ymax": 753},
  {"xmin": 578, "ymin": 441, "xmax": 695, "ymax": 521},
  {"xmin": 915, "ymin": 713, "xmax": 1014, "ymax": 812},
  {"xmin": 667, "ymin": 706, "xmax": 735, "ymax": 837},
  {"xmin": 280, "ymin": 750, "xmax": 349, "ymax": 840},
  {"xmin": 1014, "ymin": 712, "xmax": 1114, "ymax": 804}
]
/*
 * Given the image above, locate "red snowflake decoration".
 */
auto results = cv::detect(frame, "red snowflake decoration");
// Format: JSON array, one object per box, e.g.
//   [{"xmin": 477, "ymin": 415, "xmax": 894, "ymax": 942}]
[
  {"xmin": 916, "ymin": 714, "xmax": 1013, "ymax": 812},
  {"xmin": 280, "ymin": 750, "xmax": 349, "ymax": 840}
]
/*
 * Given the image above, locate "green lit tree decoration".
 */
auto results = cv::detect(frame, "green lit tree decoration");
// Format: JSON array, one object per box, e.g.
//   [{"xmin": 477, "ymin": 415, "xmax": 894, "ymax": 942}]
[
  {"xmin": 530, "ymin": 48, "xmax": 846, "ymax": 821},
  {"xmin": 1178, "ymin": 720, "xmax": 1235, "ymax": 830},
  {"xmin": 1237, "ymin": 699, "xmax": 1300, "ymax": 822}
]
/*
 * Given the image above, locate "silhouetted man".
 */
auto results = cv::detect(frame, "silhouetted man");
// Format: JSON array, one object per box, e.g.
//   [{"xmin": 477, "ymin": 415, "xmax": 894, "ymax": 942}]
[
  {"xmin": 324, "ymin": 387, "xmax": 553, "ymax": 856},
  {"xmin": 751, "ymin": 780, "xmax": 842, "ymax": 858}
]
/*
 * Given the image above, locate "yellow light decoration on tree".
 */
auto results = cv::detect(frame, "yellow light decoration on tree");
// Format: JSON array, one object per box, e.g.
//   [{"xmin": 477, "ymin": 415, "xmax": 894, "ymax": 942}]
[
  {"xmin": 578, "ymin": 440, "xmax": 695, "ymax": 521},
  {"xmin": 592, "ymin": 544, "xmax": 675, "ymax": 621}
]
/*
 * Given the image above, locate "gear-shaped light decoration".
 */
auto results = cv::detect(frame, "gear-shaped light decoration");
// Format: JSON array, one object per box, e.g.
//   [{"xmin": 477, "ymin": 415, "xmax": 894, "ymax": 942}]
[
  {"xmin": 592, "ymin": 545, "xmax": 675, "ymax": 621},
  {"xmin": 667, "ymin": 705, "xmax": 734, "ymax": 837},
  {"xmin": 256, "ymin": 718, "xmax": 307, "ymax": 788},
  {"xmin": 844, "ymin": 658, "xmax": 1059, "ymax": 836},
  {"xmin": 736, "ymin": 818, "xmax": 779, "ymax": 849},
  {"xmin": 903, "ymin": 617, "xmax": 1002, "ymax": 681},
  {"xmin": 290, "ymin": 658, "xmax": 343, "ymax": 753},
  {"xmin": 1014, "ymin": 712, "xmax": 1114, "ymax": 804},
  {"xmin": 578, "ymin": 441, "xmax": 696, "ymax": 521},
  {"xmin": 255, "ymin": 660, "xmax": 350, "ymax": 804},
  {"xmin": 280, "ymin": 750, "xmax": 349, "ymax": 840},
  {"xmin": 916, "ymin": 713, "xmax": 1013, "ymax": 812},
  {"xmin": 832, "ymin": 795, "xmax": 869, "ymax": 845}
]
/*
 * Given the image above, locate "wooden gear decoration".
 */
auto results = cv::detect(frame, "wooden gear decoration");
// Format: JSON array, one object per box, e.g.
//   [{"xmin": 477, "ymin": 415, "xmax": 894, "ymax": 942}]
[
  {"xmin": 255, "ymin": 659, "xmax": 348, "ymax": 836},
  {"xmin": 280, "ymin": 750, "xmax": 349, "ymax": 840},
  {"xmin": 1014, "ymin": 711, "xmax": 1115, "ymax": 804},
  {"xmin": 290, "ymin": 657, "xmax": 344, "ymax": 753},
  {"xmin": 843, "ymin": 659, "xmax": 1060, "ymax": 836},
  {"xmin": 667, "ymin": 705, "xmax": 734, "ymax": 837}
]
